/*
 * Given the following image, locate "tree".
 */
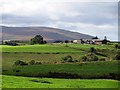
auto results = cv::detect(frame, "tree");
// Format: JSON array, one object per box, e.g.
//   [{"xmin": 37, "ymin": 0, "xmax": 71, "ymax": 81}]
[
  {"xmin": 65, "ymin": 40, "xmax": 69, "ymax": 43},
  {"xmin": 30, "ymin": 35, "xmax": 44, "ymax": 45},
  {"xmin": 102, "ymin": 36, "xmax": 110, "ymax": 44},
  {"xmin": 104, "ymin": 36, "xmax": 107, "ymax": 40},
  {"xmin": 90, "ymin": 47, "xmax": 96, "ymax": 53},
  {"xmin": 92, "ymin": 36, "xmax": 99, "ymax": 39}
]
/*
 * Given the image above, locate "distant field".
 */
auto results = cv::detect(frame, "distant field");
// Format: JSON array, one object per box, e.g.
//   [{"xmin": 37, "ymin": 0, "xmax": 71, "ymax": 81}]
[
  {"xmin": 1, "ymin": 44, "xmax": 81, "ymax": 53},
  {"xmin": 1, "ymin": 43, "xmax": 115, "ymax": 52},
  {"xmin": 67, "ymin": 44, "xmax": 115, "ymax": 51},
  {"xmin": 2, "ymin": 75, "xmax": 119, "ymax": 88}
]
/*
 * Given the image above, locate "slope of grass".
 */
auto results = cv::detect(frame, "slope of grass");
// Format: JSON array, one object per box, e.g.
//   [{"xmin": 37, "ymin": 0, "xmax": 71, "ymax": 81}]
[{"xmin": 2, "ymin": 75, "xmax": 119, "ymax": 88}]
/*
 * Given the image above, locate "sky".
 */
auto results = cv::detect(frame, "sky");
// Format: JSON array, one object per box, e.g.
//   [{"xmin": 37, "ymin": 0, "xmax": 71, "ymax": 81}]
[{"xmin": 0, "ymin": 0, "xmax": 119, "ymax": 41}]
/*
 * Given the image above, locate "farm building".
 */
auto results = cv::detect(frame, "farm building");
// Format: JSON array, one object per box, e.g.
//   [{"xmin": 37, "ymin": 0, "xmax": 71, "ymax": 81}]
[
  {"xmin": 92, "ymin": 39, "xmax": 103, "ymax": 44},
  {"xmin": 73, "ymin": 40, "xmax": 81, "ymax": 44},
  {"xmin": 72, "ymin": 38, "xmax": 110, "ymax": 45}
]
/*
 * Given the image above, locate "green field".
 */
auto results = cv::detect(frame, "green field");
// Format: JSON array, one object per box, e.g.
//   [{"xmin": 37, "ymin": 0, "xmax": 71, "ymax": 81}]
[
  {"xmin": 1, "ymin": 44, "xmax": 120, "ymax": 88},
  {"xmin": 2, "ymin": 75, "xmax": 119, "ymax": 88},
  {"xmin": 1, "ymin": 44, "xmax": 82, "ymax": 53},
  {"xmin": 1, "ymin": 44, "xmax": 116, "ymax": 52},
  {"xmin": 3, "ymin": 61, "xmax": 119, "ymax": 79},
  {"xmin": 2, "ymin": 43, "xmax": 118, "ymax": 68},
  {"xmin": 2, "ymin": 53, "xmax": 84, "ymax": 68}
]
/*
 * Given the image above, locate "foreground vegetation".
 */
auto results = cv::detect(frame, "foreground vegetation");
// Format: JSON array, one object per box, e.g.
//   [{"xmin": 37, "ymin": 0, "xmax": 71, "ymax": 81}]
[{"xmin": 2, "ymin": 75, "xmax": 119, "ymax": 88}]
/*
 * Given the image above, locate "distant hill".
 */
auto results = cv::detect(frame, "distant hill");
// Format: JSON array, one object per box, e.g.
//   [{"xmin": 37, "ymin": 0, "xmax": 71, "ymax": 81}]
[{"xmin": 2, "ymin": 26, "xmax": 94, "ymax": 41}]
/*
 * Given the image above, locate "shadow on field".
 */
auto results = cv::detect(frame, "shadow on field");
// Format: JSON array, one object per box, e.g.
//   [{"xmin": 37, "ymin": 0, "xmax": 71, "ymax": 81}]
[{"xmin": 30, "ymin": 79, "xmax": 53, "ymax": 84}]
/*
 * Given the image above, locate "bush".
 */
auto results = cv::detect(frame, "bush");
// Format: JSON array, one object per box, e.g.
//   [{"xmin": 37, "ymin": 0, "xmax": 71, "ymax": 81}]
[
  {"xmin": 99, "ymin": 58, "xmax": 106, "ymax": 61},
  {"xmin": 115, "ymin": 54, "xmax": 120, "ymax": 60},
  {"xmin": 82, "ymin": 53, "xmax": 98, "ymax": 62},
  {"xmin": 29, "ymin": 60, "xmax": 35, "ymax": 65},
  {"xmin": 74, "ymin": 60, "xmax": 78, "ymax": 62},
  {"xmin": 35, "ymin": 62, "xmax": 42, "ymax": 65},
  {"xmin": 62, "ymin": 55, "xmax": 73, "ymax": 62},
  {"xmin": 81, "ymin": 56, "xmax": 87, "ymax": 62},
  {"xmin": 90, "ymin": 47, "xmax": 96, "ymax": 53},
  {"xmin": 115, "ymin": 44, "xmax": 120, "ymax": 49},
  {"xmin": 14, "ymin": 60, "xmax": 28, "ymax": 66}
]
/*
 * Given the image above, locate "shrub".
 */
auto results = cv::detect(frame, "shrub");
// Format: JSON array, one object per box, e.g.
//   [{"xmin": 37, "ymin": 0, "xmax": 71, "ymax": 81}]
[
  {"xmin": 81, "ymin": 56, "xmax": 87, "ymax": 62},
  {"xmin": 14, "ymin": 60, "xmax": 28, "ymax": 66},
  {"xmin": 74, "ymin": 60, "xmax": 78, "ymax": 62},
  {"xmin": 54, "ymin": 62, "xmax": 57, "ymax": 64},
  {"xmin": 115, "ymin": 44, "xmax": 120, "ymax": 49},
  {"xmin": 90, "ymin": 47, "xmax": 96, "ymax": 53},
  {"xmin": 99, "ymin": 58, "xmax": 106, "ymax": 61},
  {"xmin": 62, "ymin": 55, "xmax": 73, "ymax": 62},
  {"xmin": 29, "ymin": 60, "xmax": 35, "ymax": 65},
  {"xmin": 35, "ymin": 62, "xmax": 42, "ymax": 65},
  {"xmin": 82, "ymin": 53, "xmax": 98, "ymax": 62},
  {"xmin": 115, "ymin": 54, "xmax": 120, "ymax": 60}
]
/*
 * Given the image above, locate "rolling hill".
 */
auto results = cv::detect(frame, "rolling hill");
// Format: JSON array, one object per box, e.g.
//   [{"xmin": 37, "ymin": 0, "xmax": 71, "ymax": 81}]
[{"xmin": 2, "ymin": 26, "xmax": 94, "ymax": 41}]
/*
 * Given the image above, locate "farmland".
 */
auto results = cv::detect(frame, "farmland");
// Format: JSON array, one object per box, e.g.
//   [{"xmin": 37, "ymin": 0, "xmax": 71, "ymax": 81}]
[{"xmin": 1, "ymin": 43, "xmax": 120, "ymax": 88}]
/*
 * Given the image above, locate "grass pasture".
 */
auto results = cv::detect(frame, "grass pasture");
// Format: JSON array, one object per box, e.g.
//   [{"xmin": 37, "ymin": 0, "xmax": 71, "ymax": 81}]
[
  {"xmin": 1, "ymin": 43, "xmax": 116, "ymax": 52},
  {"xmin": 1, "ymin": 44, "xmax": 81, "ymax": 53},
  {"xmin": 67, "ymin": 44, "xmax": 115, "ymax": 51},
  {"xmin": 2, "ymin": 75, "xmax": 119, "ymax": 88},
  {"xmin": 2, "ymin": 52, "xmax": 84, "ymax": 68},
  {"xmin": 3, "ymin": 61, "xmax": 119, "ymax": 79}
]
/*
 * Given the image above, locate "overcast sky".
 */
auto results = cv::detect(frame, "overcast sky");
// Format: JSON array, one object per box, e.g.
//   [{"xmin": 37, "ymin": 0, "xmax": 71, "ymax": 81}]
[{"xmin": 0, "ymin": 0, "xmax": 119, "ymax": 41}]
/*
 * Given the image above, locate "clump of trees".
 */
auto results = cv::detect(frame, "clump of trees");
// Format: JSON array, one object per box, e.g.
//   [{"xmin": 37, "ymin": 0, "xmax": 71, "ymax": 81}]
[
  {"xmin": 81, "ymin": 53, "xmax": 98, "ymax": 62},
  {"xmin": 30, "ymin": 35, "xmax": 47, "ymax": 45},
  {"xmin": 5, "ymin": 41, "xmax": 18, "ymax": 46},
  {"xmin": 53, "ymin": 40, "xmax": 63, "ymax": 43}
]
